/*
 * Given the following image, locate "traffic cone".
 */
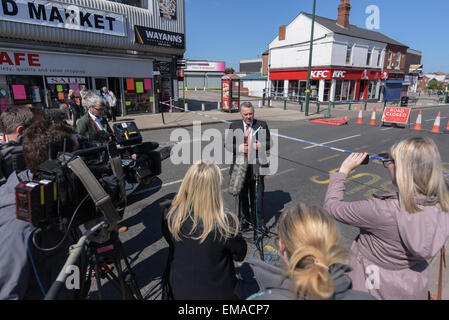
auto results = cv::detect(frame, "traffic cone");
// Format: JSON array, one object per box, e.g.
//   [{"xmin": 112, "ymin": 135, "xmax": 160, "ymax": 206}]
[
  {"xmin": 413, "ymin": 110, "xmax": 423, "ymax": 131},
  {"xmin": 369, "ymin": 107, "xmax": 377, "ymax": 125},
  {"xmin": 430, "ymin": 112, "xmax": 441, "ymax": 133},
  {"xmin": 356, "ymin": 106, "xmax": 363, "ymax": 124}
]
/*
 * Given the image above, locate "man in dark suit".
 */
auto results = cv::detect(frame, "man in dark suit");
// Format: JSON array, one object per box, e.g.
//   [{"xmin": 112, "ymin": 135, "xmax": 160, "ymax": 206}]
[
  {"xmin": 225, "ymin": 102, "xmax": 271, "ymax": 232},
  {"xmin": 76, "ymin": 91, "xmax": 113, "ymax": 143}
]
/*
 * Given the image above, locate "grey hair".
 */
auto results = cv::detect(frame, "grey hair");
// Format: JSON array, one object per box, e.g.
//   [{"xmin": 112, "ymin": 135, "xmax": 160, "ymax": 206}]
[
  {"xmin": 0, "ymin": 105, "xmax": 34, "ymax": 134},
  {"xmin": 83, "ymin": 91, "xmax": 106, "ymax": 108},
  {"xmin": 240, "ymin": 101, "xmax": 254, "ymax": 111}
]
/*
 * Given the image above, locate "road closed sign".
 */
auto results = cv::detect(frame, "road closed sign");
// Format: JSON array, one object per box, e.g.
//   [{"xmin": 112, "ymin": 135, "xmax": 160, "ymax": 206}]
[{"xmin": 381, "ymin": 107, "xmax": 411, "ymax": 124}]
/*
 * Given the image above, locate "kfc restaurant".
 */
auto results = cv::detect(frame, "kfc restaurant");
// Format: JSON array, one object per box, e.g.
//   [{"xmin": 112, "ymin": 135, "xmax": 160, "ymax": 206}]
[{"xmin": 270, "ymin": 67, "xmax": 387, "ymax": 102}]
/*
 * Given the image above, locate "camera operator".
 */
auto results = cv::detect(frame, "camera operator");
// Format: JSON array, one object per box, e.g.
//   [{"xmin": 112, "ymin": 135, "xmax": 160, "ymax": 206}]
[
  {"xmin": 0, "ymin": 120, "xmax": 82, "ymax": 299},
  {"xmin": 76, "ymin": 91, "xmax": 113, "ymax": 143},
  {"xmin": 0, "ymin": 105, "xmax": 35, "ymax": 186}
]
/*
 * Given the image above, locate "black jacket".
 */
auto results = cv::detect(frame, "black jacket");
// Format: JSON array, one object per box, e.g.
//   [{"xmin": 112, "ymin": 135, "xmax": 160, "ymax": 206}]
[
  {"xmin": 224, "ymin": 119, "xmax": 271, "ymax": 176},
  {"xmin": 161, "ymin": 211, "xmax": 247, "ymax": 300}
]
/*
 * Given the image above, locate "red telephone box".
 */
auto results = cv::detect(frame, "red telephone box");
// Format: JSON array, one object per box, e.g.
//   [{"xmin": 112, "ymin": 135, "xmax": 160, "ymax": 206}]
[{"xmin": 221, "ymin": 74, "xmax": 240, "ymax": 112}]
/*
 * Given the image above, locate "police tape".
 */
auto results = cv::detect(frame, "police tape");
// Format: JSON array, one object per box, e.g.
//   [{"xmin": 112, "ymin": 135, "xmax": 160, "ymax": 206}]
[{"xmin": 159, "ymin": 101, "xmax": 449, "ymax": 176}]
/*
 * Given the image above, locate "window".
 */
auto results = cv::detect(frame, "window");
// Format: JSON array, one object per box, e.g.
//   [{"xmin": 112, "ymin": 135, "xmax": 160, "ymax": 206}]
[
  {"xmin": 376, "ymin": 50, "xmax": 382, "ymax": 66},
  {"xmin": 346, "ymin": 45, "xmax": 353, "ymax": 64},
  {"xmin": 387, "ymin": 51, "xmax": 392, "ymax": 69},
  {"xmin": 366, "ymin": 49, "xmax": 372, "ymax": 66},
  {"xmin": 396, "ymin": 52, "xmax": 401, "ymax": 70}
]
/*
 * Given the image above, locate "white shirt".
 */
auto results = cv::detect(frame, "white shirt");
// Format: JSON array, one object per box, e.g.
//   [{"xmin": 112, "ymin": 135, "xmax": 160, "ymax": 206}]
[{"xmin": 88, "ymin": 111, "xmax": 105, "ymax": 131}]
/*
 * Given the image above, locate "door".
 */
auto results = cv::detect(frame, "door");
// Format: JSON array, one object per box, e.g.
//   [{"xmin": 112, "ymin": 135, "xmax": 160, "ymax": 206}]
[{"xmin": 92, "ymin": 78, "xmax": 108, "ymax": 95}]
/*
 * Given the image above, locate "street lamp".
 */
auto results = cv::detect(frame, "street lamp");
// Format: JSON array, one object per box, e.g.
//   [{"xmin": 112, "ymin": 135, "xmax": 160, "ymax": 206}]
[{"xmin": 304, "ymin": 0, "xmax": 317, "ymax": 116}]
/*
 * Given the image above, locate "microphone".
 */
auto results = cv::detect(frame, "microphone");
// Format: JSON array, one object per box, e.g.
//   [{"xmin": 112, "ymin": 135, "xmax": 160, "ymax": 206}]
[{"xmin": 228, "ymin": 156, "xmax": 248, "ymax": 196}]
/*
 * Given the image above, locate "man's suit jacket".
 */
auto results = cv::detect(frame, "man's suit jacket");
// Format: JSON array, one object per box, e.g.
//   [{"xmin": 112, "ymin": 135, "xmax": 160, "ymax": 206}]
[
  {"xmin": 225, "ymin": 119, "xmax": 271, "ymax": 176},
  {"xmin": 76, "ymin": 112, "xmax": 113, "ymax": 142}
]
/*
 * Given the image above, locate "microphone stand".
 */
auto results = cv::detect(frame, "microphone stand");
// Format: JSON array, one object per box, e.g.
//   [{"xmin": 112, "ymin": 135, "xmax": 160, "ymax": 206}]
[{"xmin": 253, "ymin": 164, "xmax": 264, "ymax": 261}]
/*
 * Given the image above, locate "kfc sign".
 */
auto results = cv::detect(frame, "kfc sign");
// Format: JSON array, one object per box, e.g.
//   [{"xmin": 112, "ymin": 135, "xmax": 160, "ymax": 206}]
[
  {"xmin": 311, "ymin": 70, "xmax": 330, "ymax": 79},
  {"xmin": 332, "ymin": 70, "xmax": 347, "ymax": 78}
]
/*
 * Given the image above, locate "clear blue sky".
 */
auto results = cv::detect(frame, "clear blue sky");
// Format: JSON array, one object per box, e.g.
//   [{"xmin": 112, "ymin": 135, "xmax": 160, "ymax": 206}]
[{"xmin": 184, "ymin": 0, "xmax": 449, "ymax": 74}]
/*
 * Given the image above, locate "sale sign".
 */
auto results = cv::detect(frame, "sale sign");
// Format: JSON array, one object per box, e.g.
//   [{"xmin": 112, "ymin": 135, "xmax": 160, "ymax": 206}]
[{"xmin": 381, "ymin": 107, "xmax": 411, "ymax": 124}]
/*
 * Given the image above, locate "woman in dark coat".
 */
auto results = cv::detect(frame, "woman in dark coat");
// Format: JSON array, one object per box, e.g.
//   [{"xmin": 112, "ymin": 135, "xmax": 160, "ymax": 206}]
[{"xmin": 162, "ymin": 161, "xmax": 247, "ymax": 300}]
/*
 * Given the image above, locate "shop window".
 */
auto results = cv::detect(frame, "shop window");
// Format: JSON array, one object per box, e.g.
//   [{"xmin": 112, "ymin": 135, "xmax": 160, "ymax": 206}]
[
  {"xmin": 288, "ymin": 80, "xmax": 299, "ymax": 99},
  {"xmin": 335, "ymin": 80, "xmax": 342, "ymax": 101},
  {"xmin": 322, "ymin": 80, "xmax": 329, "ymax": 102},
  {"xmin": 124, "ymin": 78, "xmax": 154, "ymax": 114},
  {"xmin": 6, "ymin": 75, "xmax": 45, "ymax": 108},
  {"xmin": 348, "ymin": 81, "xmax": 356, "ymax": 101},
  {"xmin": 341, "ymin": 80, "xmax": 349, "ymax": 101},
  {"xmin": 299, "ymin": 81, "xmax": 307, "ymax": 98},
  {"xmin": 45, "ymin": 78, "xmax": 86, "ymax": 109}
]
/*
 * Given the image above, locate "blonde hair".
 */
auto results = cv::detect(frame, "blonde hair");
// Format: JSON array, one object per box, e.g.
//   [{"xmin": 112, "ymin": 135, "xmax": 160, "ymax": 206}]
[
  {"xmin": 166, "ymin": 161, "xmax": 239, "ymax": 243},
  {"xmin": 390, "ymin": 137, "xmax": 449, "ymax": 213},
  {"xmin": 278, "ymin": 203, "xmax": 347, "ymax": 299}
]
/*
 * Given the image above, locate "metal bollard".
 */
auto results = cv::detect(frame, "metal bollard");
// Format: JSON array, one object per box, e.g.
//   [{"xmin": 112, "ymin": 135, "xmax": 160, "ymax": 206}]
[
  {"xmin": 349, "ymin": 103, "xmax": 351, "ymax": 111},
  {"xmin": 185, "ymin": 103, "xmax": 188, "ymax": 111},
  {"xmin": 328, "ymin": 100, "xmax": 332, "ymax": 117},
  {"xmin": 217, "ymin": 101, "xmax": 220, "ymax": 110},
  {"xmin": 364, "ymin": 101, "xmax": 367, "ymax": 111},
  {"xmin": 299, "ymin": 100, "xmax": 303, "ymax": 112},
  {"xmin": 283, "ymin": 99, "xmax": 287, "ymax": 110},
  {"xmin": 316, "ymin": 101, "xmax": 320, "ymax": 114}
]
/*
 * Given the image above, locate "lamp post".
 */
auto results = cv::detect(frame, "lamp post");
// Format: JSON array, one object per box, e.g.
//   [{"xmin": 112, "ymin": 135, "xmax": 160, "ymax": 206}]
[{"xmin": 304, "ymin": 0, "xmax": 317, "ymax": 116}]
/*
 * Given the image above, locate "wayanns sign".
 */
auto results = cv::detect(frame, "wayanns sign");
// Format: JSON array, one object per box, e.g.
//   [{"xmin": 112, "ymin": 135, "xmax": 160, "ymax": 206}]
[
  {"xmin": 0, "ymin": 0, "xmax": 126, "ymax": 36},
  {"xmin": 135, "ymin": 25, "xmax": 184, "ymax": 49}
]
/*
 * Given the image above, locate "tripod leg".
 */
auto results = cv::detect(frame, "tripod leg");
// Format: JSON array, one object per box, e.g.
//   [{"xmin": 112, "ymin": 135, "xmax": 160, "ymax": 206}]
[
  {"xmin": 92, "ymin": 259, "xmax": 104, "ymax": 300},
  {"xmin": 115, "ymin": 238, "xmax": 143, "ymax": 300}
]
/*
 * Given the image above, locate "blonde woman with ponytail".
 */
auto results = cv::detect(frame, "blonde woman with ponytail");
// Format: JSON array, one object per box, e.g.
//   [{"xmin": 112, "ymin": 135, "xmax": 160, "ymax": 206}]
[
  {"xmin": 247, "ymin": 203, "xmax": 375, "ymax": 300},
  {"xmin": 324, "ymin": 136, "xmax": 449, "ymax": 300},
  {"xmin": 161, "ymin": 161, "xmax": 247, "ymax": 300}
]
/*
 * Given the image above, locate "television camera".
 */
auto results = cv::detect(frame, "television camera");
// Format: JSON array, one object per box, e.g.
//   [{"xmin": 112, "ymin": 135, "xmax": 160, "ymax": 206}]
[{"xmin": 14, "ymin": 121, "xmax": 166, "ymax": 299}]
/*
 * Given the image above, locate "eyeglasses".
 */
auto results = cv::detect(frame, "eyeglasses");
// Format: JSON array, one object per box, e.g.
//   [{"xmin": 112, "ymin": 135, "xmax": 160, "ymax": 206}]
[
  {"xmin": 93, "ymin": 106, "xmax": 105, "ymax": 112},
  {"xmin": 382, "ymin": 159, "xmax": 395, "ymax": 168}
]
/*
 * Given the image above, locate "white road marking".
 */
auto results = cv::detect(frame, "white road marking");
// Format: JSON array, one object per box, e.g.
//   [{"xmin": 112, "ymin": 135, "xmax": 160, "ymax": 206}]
[{"xmin": 303, "ymin": 134, "xmax": 361, "ymax": 149}]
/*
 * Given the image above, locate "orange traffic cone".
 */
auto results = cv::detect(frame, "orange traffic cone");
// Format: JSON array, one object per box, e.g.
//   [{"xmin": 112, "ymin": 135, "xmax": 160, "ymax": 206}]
[
  {"xmin": 356, "ymin": 106, "xmax": 363, "ymax": 124},
  {"xmin": 430, "ymin": 112, "xmax": 441, "ymax": 133},
  {"xmin": 369, "ymin": 107, "xmax": 377, "ymax": 125},
  {"xmin": 413, "ymin": 110, "xmax": 423, "ymax": 131}
]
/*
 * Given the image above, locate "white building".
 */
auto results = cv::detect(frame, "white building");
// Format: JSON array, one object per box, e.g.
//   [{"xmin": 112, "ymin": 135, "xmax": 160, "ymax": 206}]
[{"xmin": 268, "ymin": 1, "xmax": 407, "ymax": 103}]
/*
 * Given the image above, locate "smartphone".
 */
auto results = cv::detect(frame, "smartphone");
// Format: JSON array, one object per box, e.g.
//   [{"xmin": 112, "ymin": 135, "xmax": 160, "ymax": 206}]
[{"xmin": 361, "ymin": 153, "xmax": 370, "ymax": 165}]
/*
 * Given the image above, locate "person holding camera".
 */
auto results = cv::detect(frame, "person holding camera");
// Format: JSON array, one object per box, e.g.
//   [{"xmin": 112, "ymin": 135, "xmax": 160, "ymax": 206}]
[
  {"xmin": 244, "ymin": 203, "xmax": 375, "ymax": 300},
  {"xmin": 76, "ymin": 92, "xmax": 113, "ymax": 143},
  {"xmin": 0, "ymin": 105, "xmax": 35, "ymax": 186},
  {"xmin": 0, "ymin": 120, "xmax": 81, "ymax": 299},
  {"xmin": 161, "ymin": 161, "xmax": 247, "ymax": 300},
  {"xmin": 324, "ymin": 137, "xmax": 449, "ymax": 300}
]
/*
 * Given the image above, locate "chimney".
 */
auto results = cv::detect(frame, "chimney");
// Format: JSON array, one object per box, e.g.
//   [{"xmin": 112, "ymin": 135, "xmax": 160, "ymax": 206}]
[
  {"xmin": 279, "ymin": 25, "xmax": 286, "ymax": 41},
  {"xmin": 337, "ymin": 0, "xmax": 351, "ymax": 28}
]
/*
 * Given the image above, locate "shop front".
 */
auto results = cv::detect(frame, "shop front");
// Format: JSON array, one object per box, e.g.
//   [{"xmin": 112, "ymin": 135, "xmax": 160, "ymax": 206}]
[
  {"xmin": 270, "ymin": 68, "xmax": 385, "ymax": 102},
  {"xmin": 0, "ymin": 48, "xmax": 154, "ymax": 114}
]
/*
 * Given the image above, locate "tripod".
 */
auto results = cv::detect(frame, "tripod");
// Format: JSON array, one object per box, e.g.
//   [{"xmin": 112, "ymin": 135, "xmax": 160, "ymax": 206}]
[
  {"xmin": 81, "ymin": 229, "xmax": 143, "ymax": 300},
  {"xmin": 45, "ymin": 221, "xmax": 142, "ymax": 300}
]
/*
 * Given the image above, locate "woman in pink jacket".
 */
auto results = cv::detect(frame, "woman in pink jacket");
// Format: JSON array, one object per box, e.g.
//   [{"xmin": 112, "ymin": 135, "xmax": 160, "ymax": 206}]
[{"xmin": 324, "ymin": 136, "xmax": 449, "ymax": 299}]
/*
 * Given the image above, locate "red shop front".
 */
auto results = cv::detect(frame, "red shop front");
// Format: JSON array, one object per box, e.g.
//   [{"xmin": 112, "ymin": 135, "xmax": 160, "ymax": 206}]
[{"xmin": 270, "ymin": 68, "xmax": 386, "ymax": 101}]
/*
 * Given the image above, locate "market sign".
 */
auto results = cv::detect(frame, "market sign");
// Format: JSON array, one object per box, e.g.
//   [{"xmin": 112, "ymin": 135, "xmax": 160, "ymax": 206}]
[
  {"xmin": 381, "ymin": 107, "xmax": 411, "ymax": 125},
  {"xmin": 0, "ymin": 0, "xmax": 126, "ymax": 36},
  {"xmin": 134, "ymin": 25, "xmax": 185, "ymax": 49}
]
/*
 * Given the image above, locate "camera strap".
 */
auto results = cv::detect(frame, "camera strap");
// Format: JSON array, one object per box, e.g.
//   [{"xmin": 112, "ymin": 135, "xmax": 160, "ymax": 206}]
[{"xmin": 68, "ymin": 157, "xmax": 120, "ymax": 232}]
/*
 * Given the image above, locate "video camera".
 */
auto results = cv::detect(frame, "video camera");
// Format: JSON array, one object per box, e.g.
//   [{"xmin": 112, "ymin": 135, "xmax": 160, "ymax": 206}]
[{"xmin": 15, "ymin": 121, "xmax": 163, "ymax": 231}]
